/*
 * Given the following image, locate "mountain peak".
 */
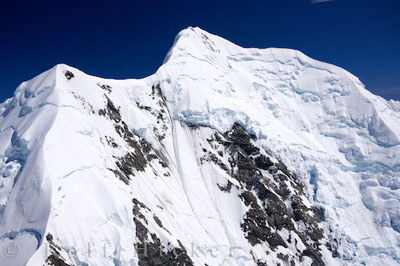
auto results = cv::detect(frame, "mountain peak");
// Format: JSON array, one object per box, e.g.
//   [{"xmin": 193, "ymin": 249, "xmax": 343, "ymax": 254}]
[
  {"xmin": 174, "ymin": 26, "xmax": 215, "ymax": 43},
  {"xmin": 1, "ymin": 28, "xmax": 399, "ymax": 266},
  {"xmin": 162, "ymin": 26, "xmax": 228, "ymax": 64}
]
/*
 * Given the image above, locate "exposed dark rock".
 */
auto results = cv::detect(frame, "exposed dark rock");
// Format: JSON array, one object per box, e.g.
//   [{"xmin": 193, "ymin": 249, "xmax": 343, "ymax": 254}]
[
  {"xmin": 140, "ymin": 139, "xmax": 152, "ymax": 154},
  {"xmin": 257, "ymin": 261, "xmax": 268, "ymax": 266},
  {"xmin": 135, "ymin": 233, "xmax": 193, "ymax": 266},
  {"xmin": 325, "ymin": 241, "xmax": 339, "ymax": 258},
  {"xmin": 113, "ymin": 123, "xmax": 149, "ymax": 171},
  {"xmin": 146, "ymin": 153, "xmax": 158, "ymax": 161},
  {"xmin": 132, "ymin": 198, "xmax": 193, "ymax": 266},
  {"xmin": 153, "ymin": 215, "xmax": 163, "ymax": 228},
  {"xmin": 240, "ymin": 191, "xmax": 258, "ymax": 208},
  {"xmin": 109, "ymin": 168, "xmax": 130, "ymax": 185},
  {"xmin": 64, "ymin": 71, "xmax": 74, "ymax": 80},
  {"xmin": 71, "ymin": 91, "xmax": 95, "ymax": 114},
  {"xmin": 302, "ymin": 248, "xmax": 325, "ymax": 266},
  {"xmin": 158, "ymin": 160, "xmax": 168, "ymax": 168},
  {"xmin": 272, "ymin": 176, "xmax": 291, "ymax": 201},
  {"xmin": 136, "ymin": 102, "xmax": 152, "ymax": 112},
  {"xmin": 116, "ymin": 150, "xmax": 147, "ymax": 176},
  {"xmin": 132, "ymin": 198, "xmax": 150, "ymax": 222},
  {"xmin": 277, "ymin": 253, "xmax": 289, "ymax": 263},
  {"xmin": 224, "ymin": 123, "xmax": 260, "ymax": 155},
  {"xmin": 97, "ymin": 83, "xmax": 112, "ymax": 93},
  {"xmin": 231, "ymin": 148, "xmax": 261, "ymax": 190},
  {"xmin": 134, "ymin": 218, "xmax": 149, "ymax": 244},
  {"xmin": 314, "ymin": 206, "xmax": 326, "ymax": 222},
  {"xmin": 261, "ymin": 187, "xmax": 292, "ymax": 231},
  {"xmin": 148, "ymin": 84, "xmax": 170, "ymax": 141},
  {"xmin": 97, "ymin": 98, "xmax": 153, "ymax": 181},
  {"xmin": 199, "ymin": 123, "xmax": 329, "ymax": 264},
  {"xmin": 100, "ymin": 97, "xmax": 331, "ymax": 265},
  {"xmin": 46, "ymin": 255, "xmax": 71, "ymax": 266},
  {"xmin": 200, "ymin": 151, "xmax": 229, "ymax": 172},
  {"xmin": 105, "ymin": 97, "xmax": 121, "ymax": 123},
  {"xmin": 151, "ymin": 83, "xmax": 166, "ymax": 102},
  {"xmin": 240, "ymin": 191, "xmax": 287, "ymax": 249},
  {"xmin": 254, "ymin": 154, "xmax": 274, "ymax": 170},
  {"xmin": 45, "ymin": 233, "xmax": 71, "ymax": 266},
  {"xmin": 105, "ymin": 136, "xmax": 118, "ymax": 148},
  {"xmin": 98, "ymin": 109, "xmax": 106, "ymax": 116},
  {"xmin": 99, "ymin": 96, "xmax": 168, "ymax": 184},
  {"xmin": 276, "ymin": 160, "xmax": 292, "ymax": 178},
  {"xmin": 291, "ymin": 195, "xmax": 324, "ymax": 241},
  {"xmin": 217, "ymin": 180, "xmax": 233, "ymax": 193}
]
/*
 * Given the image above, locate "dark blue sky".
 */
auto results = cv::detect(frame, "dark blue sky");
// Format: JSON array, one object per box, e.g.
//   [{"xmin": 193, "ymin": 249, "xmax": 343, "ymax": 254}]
[{"xmin": 0, "ymin": 0, "xmax": 399, "ymax": 102}]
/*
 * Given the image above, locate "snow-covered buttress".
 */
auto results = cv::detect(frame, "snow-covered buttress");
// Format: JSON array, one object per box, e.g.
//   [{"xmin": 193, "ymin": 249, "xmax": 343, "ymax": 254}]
[{"xmin": 0, "ymin": 27, "xmax": 399, "ymax": 265}]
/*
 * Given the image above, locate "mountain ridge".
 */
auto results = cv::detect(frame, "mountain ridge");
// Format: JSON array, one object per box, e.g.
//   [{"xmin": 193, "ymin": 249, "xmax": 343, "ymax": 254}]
[{"xmin": 0, "ymin": 27, "xmax": 399, "ymax": 265}]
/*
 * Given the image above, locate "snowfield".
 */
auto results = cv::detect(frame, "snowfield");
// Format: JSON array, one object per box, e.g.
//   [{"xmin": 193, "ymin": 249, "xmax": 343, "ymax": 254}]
[{"xmin": 0, "ymin": 27, "xmax": 399, "ymax": 265}]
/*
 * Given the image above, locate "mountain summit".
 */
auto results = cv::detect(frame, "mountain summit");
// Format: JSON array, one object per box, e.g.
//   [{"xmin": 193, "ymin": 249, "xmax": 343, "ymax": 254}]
[{"xmin": 0, "ymin": 27, "xmax": 399, "ymax": 266}]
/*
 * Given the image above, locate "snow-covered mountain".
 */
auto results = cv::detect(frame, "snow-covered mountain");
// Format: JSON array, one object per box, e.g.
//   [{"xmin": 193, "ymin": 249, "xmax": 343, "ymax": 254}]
[{"xmin": 0, "ymin": 27, "xmax": 399, "ymax": 266}]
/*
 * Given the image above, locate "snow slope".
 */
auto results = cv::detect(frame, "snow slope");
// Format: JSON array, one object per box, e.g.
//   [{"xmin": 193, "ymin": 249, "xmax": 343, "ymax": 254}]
[{"xmin": 0, "ymin": 27, "xmax": 399, "ymax": 265}]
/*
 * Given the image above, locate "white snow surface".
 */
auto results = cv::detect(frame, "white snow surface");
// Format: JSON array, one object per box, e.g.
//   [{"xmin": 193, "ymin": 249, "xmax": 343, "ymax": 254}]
[{"xmin": 0, "ymin": 27, "xmax": 398, "ymax": 265}]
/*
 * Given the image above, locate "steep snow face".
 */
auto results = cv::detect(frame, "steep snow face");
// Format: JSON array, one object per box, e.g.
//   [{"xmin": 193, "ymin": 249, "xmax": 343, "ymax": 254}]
[
  {"xmin": 0, "ymin": 27, "xmax": 398, "ymax": 266},
  {"xmin": 160, "ymin": 27, "xmax": 400, "ymax": 263}
]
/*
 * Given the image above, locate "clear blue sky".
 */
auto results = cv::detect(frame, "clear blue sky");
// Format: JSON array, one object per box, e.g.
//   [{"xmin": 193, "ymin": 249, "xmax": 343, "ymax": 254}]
[{"xmin": 0, "ymin": 0, "xmax": 399, "ymax": 101}]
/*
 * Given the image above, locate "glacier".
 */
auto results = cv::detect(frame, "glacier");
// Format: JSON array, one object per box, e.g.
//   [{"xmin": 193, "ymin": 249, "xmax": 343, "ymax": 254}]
[{"xmin": 0, "ymin": 27, "xmax": 398, "ymax": 265}]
